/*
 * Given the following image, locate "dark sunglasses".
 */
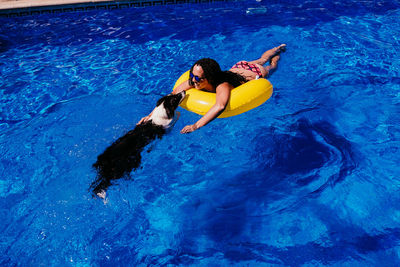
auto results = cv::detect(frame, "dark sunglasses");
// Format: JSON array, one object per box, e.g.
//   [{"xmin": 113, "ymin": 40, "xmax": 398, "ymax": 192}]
[{"xmin": 190, "ymin": 72, "xmax": 205, "ymax": 83}]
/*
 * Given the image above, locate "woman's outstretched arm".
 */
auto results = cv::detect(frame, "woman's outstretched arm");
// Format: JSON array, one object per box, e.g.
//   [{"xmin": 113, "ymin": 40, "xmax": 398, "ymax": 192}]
[{"xmin": 180, "ymin": 82, "xmax": 232, "ymax": 134}]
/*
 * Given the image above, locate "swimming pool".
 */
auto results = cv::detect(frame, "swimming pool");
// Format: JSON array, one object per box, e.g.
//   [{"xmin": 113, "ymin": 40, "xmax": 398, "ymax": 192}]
[{"xmin": 1, "ymin": 0, "xmax": 400, "ymax": 265}]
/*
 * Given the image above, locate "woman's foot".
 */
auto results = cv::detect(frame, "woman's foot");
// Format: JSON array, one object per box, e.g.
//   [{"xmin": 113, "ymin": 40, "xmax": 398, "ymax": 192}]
[{"xmin": 274, "ymin": 44, "xmax": 286, "ymax": 54}]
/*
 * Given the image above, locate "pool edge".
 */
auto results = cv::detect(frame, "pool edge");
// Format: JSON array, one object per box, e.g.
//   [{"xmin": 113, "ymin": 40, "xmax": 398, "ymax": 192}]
[{"xmin": 0, "ymin": 0, "xmax": 236, "ymax": 17}]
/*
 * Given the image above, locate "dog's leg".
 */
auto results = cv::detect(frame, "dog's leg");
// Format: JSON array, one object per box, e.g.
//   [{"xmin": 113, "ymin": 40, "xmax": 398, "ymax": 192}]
[{"xmin": 96, "ymin": 189, "xmax": 107, "ymax": 200}]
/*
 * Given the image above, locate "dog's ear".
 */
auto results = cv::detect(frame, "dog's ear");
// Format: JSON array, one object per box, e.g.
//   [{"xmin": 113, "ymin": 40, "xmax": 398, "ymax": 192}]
[
  {"xmin": 156, "ymin": 94, "xmax": 169, "ymax": 107},
  {"xmin": 163, "ymin": 97, "xmax": 175, "ymax": 119},
  {"xmin": 156, "ymin": 93, "xmax": 175, "ymax": 107},
  {"xmin": 155, "ymin": 93, "xmax": 182, "ymax": 119}
]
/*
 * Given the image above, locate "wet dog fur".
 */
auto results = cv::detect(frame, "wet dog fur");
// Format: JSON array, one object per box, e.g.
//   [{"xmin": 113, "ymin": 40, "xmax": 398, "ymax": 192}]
[{"xmin": 90, "ymin": 92, "xmax": 185, "ymax": 198}]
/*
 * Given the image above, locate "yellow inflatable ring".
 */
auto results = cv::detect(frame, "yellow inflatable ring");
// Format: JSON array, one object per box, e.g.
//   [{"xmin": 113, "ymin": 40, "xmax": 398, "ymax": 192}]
[{"xmin": 173, "ymin": 70, "xmax": 273, "ymax": 118}]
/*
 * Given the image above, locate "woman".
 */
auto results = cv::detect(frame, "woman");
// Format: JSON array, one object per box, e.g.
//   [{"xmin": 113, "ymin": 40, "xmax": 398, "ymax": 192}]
[{"xmin": 139, "ymin": 44, "xmax": 286, "ymax": 134}]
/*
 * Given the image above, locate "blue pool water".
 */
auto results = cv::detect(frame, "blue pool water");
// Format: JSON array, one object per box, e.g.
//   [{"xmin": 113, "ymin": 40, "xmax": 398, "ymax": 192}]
[{"xmin": 1, "ymin": 0, "xmax": 400, "ymax": 265}]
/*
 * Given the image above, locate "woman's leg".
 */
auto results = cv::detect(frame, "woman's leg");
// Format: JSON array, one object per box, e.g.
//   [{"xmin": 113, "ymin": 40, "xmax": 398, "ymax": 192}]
[
  {"xmin": 248, "ymin": 44, "xmax": 286, "ymax": 66},
  {"xmin": 264, "ymin": 54, "xmax": 281, "ymax": 76}
]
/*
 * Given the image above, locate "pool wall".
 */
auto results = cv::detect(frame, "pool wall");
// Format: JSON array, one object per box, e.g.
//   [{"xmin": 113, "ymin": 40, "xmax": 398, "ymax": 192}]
[{"xmin": 0, "ymin": 0, "xmax": 237, "ymax": 17}]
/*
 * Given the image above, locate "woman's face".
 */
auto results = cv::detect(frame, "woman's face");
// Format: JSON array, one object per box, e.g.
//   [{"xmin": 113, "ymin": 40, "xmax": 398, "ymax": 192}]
[{"xmin": 191, "ymin": 65, "xmax": 209, "ymax": 89}]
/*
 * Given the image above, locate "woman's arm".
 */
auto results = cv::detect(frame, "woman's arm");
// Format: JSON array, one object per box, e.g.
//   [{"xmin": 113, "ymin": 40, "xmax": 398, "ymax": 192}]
[
  {"xmin": 180, "ymin": 82, "xmax": 232, "ymax": 134},
  {"xmin": 137, "ymin": 109, "xmax": 154, "ymax": 125},
  {"xmin": 172, "ymin": 80, "xmax": 192, "ymax": 94}
]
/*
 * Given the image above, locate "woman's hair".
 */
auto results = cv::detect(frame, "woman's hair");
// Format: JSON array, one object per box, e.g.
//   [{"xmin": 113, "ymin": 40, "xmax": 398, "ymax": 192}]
[
  {"xmin": 189, "ymin": 58, "xmax": 246, "ymax": 88},
  {"xmin": 221, "ymin": 70, "xmax": 247, "ymax": 88},
  {"xmin": 189, "ymin": 58, "xmax": 221, "ymax": 88}
]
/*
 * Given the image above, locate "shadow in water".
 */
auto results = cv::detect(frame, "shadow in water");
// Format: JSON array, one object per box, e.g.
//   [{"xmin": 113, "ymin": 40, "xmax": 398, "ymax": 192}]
[
  {"xmin": 248, "ymin": 117, "xmax": 358, "ymax": 198},
  {"xmin": 167, "ymin": 118, "xmax": 360, "ymax": 264},
  {"xmin": 131, "ymin": 117, "xmax": 400, "ymax": 265}
]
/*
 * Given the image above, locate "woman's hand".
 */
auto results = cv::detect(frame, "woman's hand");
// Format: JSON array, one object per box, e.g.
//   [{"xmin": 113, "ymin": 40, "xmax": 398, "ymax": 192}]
[
  {"xmin": 180, "ymin": 82, "xmax": 232, "ymax": 134},
  {"xmin": 180, "ymin": 124, "xmax": 198, "ymax": 134},
  {"xmin": 137, "ymin": 115, "xmax": 150, "ymax": 125}
]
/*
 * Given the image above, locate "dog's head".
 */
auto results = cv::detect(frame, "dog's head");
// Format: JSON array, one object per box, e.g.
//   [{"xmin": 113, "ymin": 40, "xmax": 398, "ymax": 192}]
[
  {"xmin": 155, "ymin": 91, "xmax": 186, "ymax": 119},
  {"xmin": 148, "ymin": 91, "xmax": 186, "ymax": 127}
]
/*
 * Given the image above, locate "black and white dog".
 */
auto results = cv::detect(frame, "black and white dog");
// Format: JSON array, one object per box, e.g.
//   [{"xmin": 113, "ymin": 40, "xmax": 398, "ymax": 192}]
[{"xmin": 90, "ymin": 91, "xmax": 186, "ymax": 198}]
